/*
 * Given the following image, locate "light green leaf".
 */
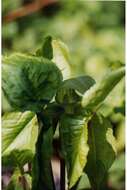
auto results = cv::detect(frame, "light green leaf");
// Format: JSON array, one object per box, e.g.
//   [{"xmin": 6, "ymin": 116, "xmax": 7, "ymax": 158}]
[
  {"xmin": 116, "ymin": 120, "xmax": 125, "ymax": 151},
  {"xmin": 2, "ymin": 53, "xmax": 63, "ymax": 112},
  {"xmin": 85, "ymin": 113, "xmax": 116, "ymax": 190},
  {"xmin": 74, "ymin": 172, "xmax": 91, "ymax": 190},
  {"xmin": 82, "ymin": 67, "xmax": 125, "ymax": 111},
  {"xmin": 52, "ymin": 39, "xmax": 71, "ymax": 80},
  {"xmin": 55, "ymin": 75, "xmax": 95, "ymax": 105},
  {"xmin": 2, "ymin": 111, "xmax": 38, "ymax": 167},
  {"xmin": 2, "ymin": 90, "xmax": 12, "ymax": 113},
  {"xmin": 36, "ymin": 35, "xmax": 53, "ymax": 59},
  {"xmin": 109, "ymin": 153, "xmax": 125, "ymax": 190},
  {"xmin": 59, "ymin": 115, "xmax": 89, "ymax": 188}
]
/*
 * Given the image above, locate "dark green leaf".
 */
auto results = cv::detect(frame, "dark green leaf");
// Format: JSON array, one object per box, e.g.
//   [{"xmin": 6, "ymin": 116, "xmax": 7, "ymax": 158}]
[
  {"xmin": 2, "ymin": 111, "xmax": 38, "ymax": 167},
  {"xmin": 82, "ymin": 67, "xmax": 125, "ymax": 111},
  {"xmin": 85, "ymin": 113, "xmax": 116, "ymax": 190},
  {"xmin": 32, "ymin": 126, "xmax": 55, "ymax": 190},
  {"xmin": 36, "ymin": 35, "xmax": 53, "ymax": 59},
  {"xmin": 59, "ymin": 115, "xmax": 89, "ymax": 188},
  {"xmin": 2, "ymin": 53, "xmax": 63, "ymax": 112},
  {"xmin": 56, "ymin": 75, "xmax": 95, "ymax": 105}
]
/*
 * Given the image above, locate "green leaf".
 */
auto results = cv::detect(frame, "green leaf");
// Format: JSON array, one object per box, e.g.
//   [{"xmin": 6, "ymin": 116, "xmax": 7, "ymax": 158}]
[
  {"xmin": 59, "ymin": 115, "xmax": 89, "ymax": 188},
  {"xmin": 56, "ymin": 75, "xmax": 95, "ymax": 105},
  {"xmin": 6, "ymin": 168, "xmax": 31, "ymax": 190},
  {"xmin": 2, "ymin": 53, "xmax": 62, "ymax": 112},
  {"xmin": 116, "ymin": 120, "xmax": 125, "ymax": 151},
  {"xmin": 82, "ymin": 67, "xmax": 125, "ymax": 111},
  {"xmin": 73, "ymin": 172, "xmax": 91, "ymax": 190},
  {"xmin": 85, "ymin": 113, "xmax": 116, "ymax": 190},
  {"xmin": 32, "ymin": 127, "xmax": 55, "ymax": 190},
  {"xmin": 52, "ymin": 39, "xmax": 71, "ymax": 80},
  {"xmin": 36, "ymin": 35, "xmax": 53, "ymax": 59},
  {"xmin": 2, "ymin": 90, "xmax": 12, "ymax": 113},
  {"xmin": 2, "ymin": 111, "xmax": 38, "ymax": 167}
]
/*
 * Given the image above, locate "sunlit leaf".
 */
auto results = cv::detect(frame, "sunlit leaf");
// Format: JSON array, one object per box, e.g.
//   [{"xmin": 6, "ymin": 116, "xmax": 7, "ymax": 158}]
[
  {"xmin": 52, "ymin": 39, "xmax": 71, "ymax": 80},
  {"xmin": 2, "ymin": 111, "xmax": 38, "ymax": 167},
  {"xmin": 59, "ymin": 115, "xmax": 89, "ymax": 188},
  {"xmin": 116, "ymin": 120, "xmax": 125, "ymax": 152},
  {"xmin": 82, "ymin": 67, "xmax": 125, "ymax": 111}
]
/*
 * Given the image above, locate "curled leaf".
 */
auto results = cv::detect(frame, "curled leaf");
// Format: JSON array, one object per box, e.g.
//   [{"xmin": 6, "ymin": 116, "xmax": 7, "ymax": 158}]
[{"xmin": 56, "ymin": 75, "xmax": 95, "ymax": 105}]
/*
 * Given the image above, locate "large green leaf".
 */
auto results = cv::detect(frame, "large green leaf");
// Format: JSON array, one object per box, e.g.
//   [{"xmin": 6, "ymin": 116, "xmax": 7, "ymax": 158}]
[
  {"xmin": 59, "ymin": 115, "xmax": 89, "ymax": 188},
  {"xmin": 2, "ymin": 111, "xmax": 38, "ymax": 167},
  {"xmin": 52, "ymin": 39, "xmax": 71, "ymax": 80},
  {"xmin": 85, "ymin": 113, "xmax": 116, "ymax": 190},
  {"xmin": 2, "ymin": 53, "xmax": 62, "ymax": 112},
  {"xmin": 56, "ymin": 75, "xmax": 95, "ymax": 105},
  {"xmin": 82, "ymin": 67, "xmax": 125, "ymax": 111},
  {"xmin": 6, "ymin": 168, "xmax": 32, "ymax": 190}
]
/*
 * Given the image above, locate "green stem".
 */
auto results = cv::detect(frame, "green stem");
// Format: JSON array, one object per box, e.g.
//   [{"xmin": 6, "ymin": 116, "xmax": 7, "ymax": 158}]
[
  {"xmin": 32, "ymin": 113, "xmax": 56, "ymax": 190},
  {"xmin": 21, "ymin": 176, "xmax": 28, "ymax": 190}
]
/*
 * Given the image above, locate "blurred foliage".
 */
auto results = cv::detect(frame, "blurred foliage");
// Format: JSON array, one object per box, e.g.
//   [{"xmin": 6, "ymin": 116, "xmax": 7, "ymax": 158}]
[{"xmin": 2, "ymin": 1, "xmax": 125, "ymax": 190}]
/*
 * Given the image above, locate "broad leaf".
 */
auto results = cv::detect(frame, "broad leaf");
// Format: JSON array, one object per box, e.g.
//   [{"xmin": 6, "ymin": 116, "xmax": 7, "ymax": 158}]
[
  {"xmin": 6, "ymin": 168, "xmax": 31, "ymax": 190},
  {"xmin": 59, "ymin": 115, "xmax": 89, "ymax": 188},
  {"xmin": 36, "ymin": 35, "xmax": 53, "ymax": 59},
  {"xmin": 2, "ymin": 111, "xmax": 38, "ymax": 167},
  {"xmin": 2, "ymin": 53, "xmax": 62, "ymax": 112},
  {"xmin": 82, "ymin": 67, "xmax": 125, "ymax": 111},
  {"xmin": 32, "ymin": 126, "xmax": 55, "ymax": 190},
  {"xmin": 56, "ymin": 75, "xmax": 95, "ymax": 105},
  {"xmin": 52, "ymin": 39, "xmax": 71, "ymax": 79},
  {"xmin": 85, "ymin": 113, "xmax": 116, "ymax": 190}
]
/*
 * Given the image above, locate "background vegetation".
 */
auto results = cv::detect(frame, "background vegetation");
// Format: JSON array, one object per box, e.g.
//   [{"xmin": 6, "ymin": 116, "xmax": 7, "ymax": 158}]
[{"xmin": 2, "ymin": 1, "xmax": 125, "ymax": 190}]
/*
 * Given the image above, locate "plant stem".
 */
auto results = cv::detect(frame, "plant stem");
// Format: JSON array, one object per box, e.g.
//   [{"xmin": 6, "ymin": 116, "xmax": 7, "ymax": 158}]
[
  {"xmin": 60, "ymin": 158, "xmax": 65, "ymax": 190},
  {"xmin": 19, "ymin": 175, "xmax": 28, "ymax": 190}
]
